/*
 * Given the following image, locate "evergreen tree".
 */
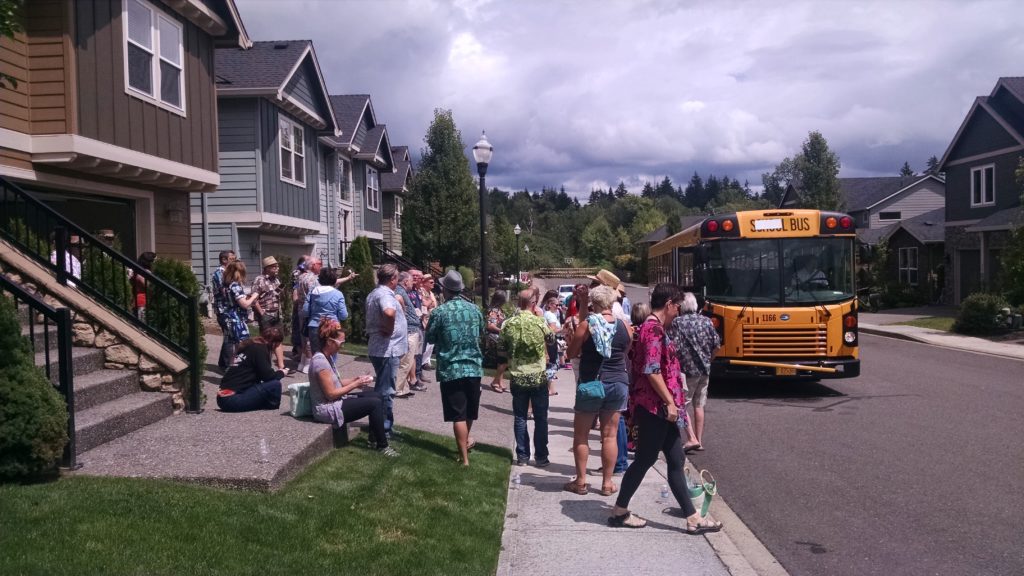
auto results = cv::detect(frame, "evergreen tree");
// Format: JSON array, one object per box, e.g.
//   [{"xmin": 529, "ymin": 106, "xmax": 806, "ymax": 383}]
[
  {"xmin": 656, "ymin": 176, "xmax": 675, "ymax": 198},
  {"xmin": 925, "ymin": 155, "xmax": 940, "ymax": 175},
  {"xmin": 900, "ymin": 161, "xmax": 915, "ymax": 177},
  {"xmin": 762, "ymin": 156, "xmax": 797, "ymax": 208},
  {"xmin": 665, "ymin": 213, "xmax": 681, "ymax": 236},
  {"xmin": 640, "ymin": 181, "xmax": 656, "ymax": 198},
  {"xmin": 404, "ymin": 109, "xmax": 479, "ymax": 269},
  {"xmin": 614, "ymin": 181, "xmax": 629, "ymax": 199},
  {"xmin": 795, "ymin": 131, "xmax": 843, "ymax": 210},
  {"xmin": 684, "ymin": 172, "xmax": 705, "ymax": 208}
]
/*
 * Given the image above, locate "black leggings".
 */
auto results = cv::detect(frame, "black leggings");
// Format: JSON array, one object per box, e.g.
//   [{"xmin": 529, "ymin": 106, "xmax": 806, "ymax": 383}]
[
  {"xmin": 615, "ymin": 406, "xmax": 695, "ymax": 517},
  {"xmin": 342, "ymin": 391, "xmax": 388, "ymax": 448}
]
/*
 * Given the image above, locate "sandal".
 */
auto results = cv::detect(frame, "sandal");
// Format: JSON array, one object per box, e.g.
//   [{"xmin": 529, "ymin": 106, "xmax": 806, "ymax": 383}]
[
  {"xmin": 562, "ymin": 480, "xmax": 589, "ymax": 495},
  {"xmin": 599, "ymin": 484, "xmax": 618, "ymax": 497},
  {"xmin": 608, "ymin": 511, "xmax": 647, "ymax": 528},
  {"xmin": 490, "ymin": 382, "xmax": 506, "ymax": 393},
  {"xmin": 684, "ymin": 518, "xmax": 723, "ymax": 535}
]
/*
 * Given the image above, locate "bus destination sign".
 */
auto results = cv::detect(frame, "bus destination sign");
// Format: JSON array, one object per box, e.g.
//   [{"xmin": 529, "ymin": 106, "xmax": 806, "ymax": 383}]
[{"xmin": 749, "ymin": 216, "xmax": 813, "ymax": 233}]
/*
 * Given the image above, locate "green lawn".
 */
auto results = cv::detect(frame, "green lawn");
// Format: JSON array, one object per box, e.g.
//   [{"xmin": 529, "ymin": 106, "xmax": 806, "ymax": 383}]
[
  {"xmin": 0, "ymin": 429, "xmax": 511, "ymax": 576},
  {"xmin": 896, "ymin": 316, "xmax": 956, "ymax": 331}
]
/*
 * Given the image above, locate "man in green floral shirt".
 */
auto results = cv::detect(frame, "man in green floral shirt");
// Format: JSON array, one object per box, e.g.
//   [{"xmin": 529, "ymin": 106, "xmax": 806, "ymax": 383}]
[{"xmin": 425, "ymin": 270, "xmax": 484, "ymax": 466}]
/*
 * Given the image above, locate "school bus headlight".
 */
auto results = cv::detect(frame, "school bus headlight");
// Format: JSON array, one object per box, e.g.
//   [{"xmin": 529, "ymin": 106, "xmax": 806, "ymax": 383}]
[{"xmin": 844, "ymin": 331, "xmax": 857, "ymax": 344}]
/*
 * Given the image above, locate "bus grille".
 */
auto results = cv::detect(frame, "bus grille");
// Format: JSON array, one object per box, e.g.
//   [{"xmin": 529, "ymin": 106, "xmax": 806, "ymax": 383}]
[{"xmin": 742, "ymin": 324, "xmax": 827, "ymax": 356}]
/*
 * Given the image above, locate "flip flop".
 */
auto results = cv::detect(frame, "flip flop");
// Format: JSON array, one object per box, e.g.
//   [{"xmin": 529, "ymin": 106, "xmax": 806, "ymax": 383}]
[
  {"xmin": 490, "ymin": 383, "xmax": 506, "ymax": 393},
  {"xmin": 608, "ymin": 511, "xmax": 647, "ymax": 528},
  {"xmin": 562, "ymin": 481, "xmax": 589, "ymax": 495},
  {"xmin": 599, "ymin": 484, "xmax": 618, "ymax": 497},
  {"xmin": 467, "ymin": 441, "xmax": 477, "ymax": 452}
]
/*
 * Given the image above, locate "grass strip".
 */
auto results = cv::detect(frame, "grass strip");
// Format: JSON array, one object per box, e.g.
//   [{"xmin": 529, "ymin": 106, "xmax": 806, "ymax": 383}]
[
  {"xmin": 0, "ymin": 429, "xmax": 510, "ymax": 576},
  {"xmin": 895, "ymin": 316, "xmax": 955, "ymax": 331}
]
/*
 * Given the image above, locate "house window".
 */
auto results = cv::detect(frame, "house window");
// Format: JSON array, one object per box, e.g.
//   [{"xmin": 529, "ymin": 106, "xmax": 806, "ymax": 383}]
[
  {"xmin": 898, "ymin": 247, "xmax": 918, "ymax": 286},
  {"xmin": 879, "ymin": 211, "xmax": 901, "ymax": 221},
  {"xmin": 395, "ymin": 197, "xmax": 402, "ymax": 230},
  {"xmin": 279, "ymin": 116, "xmax": 305, "ymax": 186},
  {"xmin": 970, "ymin": 164, "xmax": 995, "ymax": 206},
  {"xmin": 124, "ymin": 0, "xmax": 184, "ymax": 113},
  {"xmin": 338, "ymin": 157, "xmax": 351, "ymax": 202},
  {"xmin": 366, "ymin": 167, "xmax": 380, "ymax": 211}
]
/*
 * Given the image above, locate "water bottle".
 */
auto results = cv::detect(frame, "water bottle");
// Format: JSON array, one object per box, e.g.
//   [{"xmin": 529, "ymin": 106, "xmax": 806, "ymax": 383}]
[
  {"xmin": 257, "ymin": 438, "xmax": 270, "ymax": 464},
  {"xmin": 512, "ymin": 473, "xmax": 522, "ymax": 488},
  {"xmin": 660, "ymin": 484, "xmax": 670, "ymax": 501}
]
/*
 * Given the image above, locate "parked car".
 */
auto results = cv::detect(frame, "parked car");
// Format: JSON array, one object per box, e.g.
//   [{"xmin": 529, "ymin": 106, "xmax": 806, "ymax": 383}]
[{"xmin": 558, "ymin": 284, "xmax": 575, "ymax": 302}]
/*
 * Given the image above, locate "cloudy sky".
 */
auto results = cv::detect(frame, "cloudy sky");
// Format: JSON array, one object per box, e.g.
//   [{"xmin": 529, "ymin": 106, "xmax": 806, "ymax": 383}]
[{"xmin": 235, "ymin": 0, "xmax": 1022, "ymax": 200}]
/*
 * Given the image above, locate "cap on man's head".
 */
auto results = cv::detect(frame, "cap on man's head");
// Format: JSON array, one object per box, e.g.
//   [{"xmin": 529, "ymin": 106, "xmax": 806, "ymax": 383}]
[{"xmin": 262, "ymin": 256, "xmax": 278, "ymax": 268}]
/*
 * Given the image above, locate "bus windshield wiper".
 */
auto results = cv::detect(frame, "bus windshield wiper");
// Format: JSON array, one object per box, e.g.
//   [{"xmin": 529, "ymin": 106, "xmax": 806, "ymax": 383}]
[{"xmin": 737, "ymin": 259, "xmax": 766, "ymax": 319}]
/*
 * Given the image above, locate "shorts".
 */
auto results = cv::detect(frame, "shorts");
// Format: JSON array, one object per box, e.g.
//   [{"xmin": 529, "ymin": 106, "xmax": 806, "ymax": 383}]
[
  {"xmin": 440, "ymin": 377, "xmax": 482, "ymax": 422},
  {"xmin": 258, "ymin": 312, "xmax": 282, "ymax": 331},
  {"xmin": 686, "ymin": 374, "xmax": 710, "ymax": 408},
  {"xmin": 574, "ymin": 380, "xmax": 628, "ymax": 413}
]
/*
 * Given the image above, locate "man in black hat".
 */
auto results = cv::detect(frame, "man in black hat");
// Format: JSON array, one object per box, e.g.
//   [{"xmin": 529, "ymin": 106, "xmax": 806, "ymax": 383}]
[{"xmin": 425, "ymin": 270, "xmax": 485, "ymax": 466}]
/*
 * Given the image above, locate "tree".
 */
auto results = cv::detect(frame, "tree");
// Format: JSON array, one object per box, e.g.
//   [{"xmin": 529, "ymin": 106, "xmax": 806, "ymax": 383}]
[
  {"xmin": 761, "ymin": 156, "xmax": 797, "ymax": 208},
  {"xmin": 999, "ymin": 156, "xmax": 1024, "ymax": 305},
  {"xmin": 613, "ymin": 181, "xmax": 629, "ymax": 199},
  {"xmin": 795, "ymin": 131, "xmax": 843, "ymax": 210},
  {"xmin": 580, "ymin": 215, "xmax": 617, "ymax": 265},
  {"xmin": 925, "ymin": 155, "xmax": 940, "ymax": 175},
  {"xmin": 655, "ymin": 176, "xmax": 675, "ymax": 199},
  {"xmin": 683, "ymin": 172, "xmax": 705, "ymax": 208},
  {"xmin": 640, "ymin": 181, "xmax": 656, "ymax": 198},
  {"xmin": 403, "ymin": 109, "xmax": 479, "ymax": 269},
  {"xmin": 900, "ymin": 161, "xmax": 915, "ymax": 177},
  {"xmin": 0, "ymin": 0, "xmax": 24, "ymax": 89},
  {"xmin": 341, "ymin": 236, "xmax": 376, "ymax": 343}
]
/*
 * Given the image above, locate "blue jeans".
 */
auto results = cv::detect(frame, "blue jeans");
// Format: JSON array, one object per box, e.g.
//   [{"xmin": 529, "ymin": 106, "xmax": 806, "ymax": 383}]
[
  {"xmin": 511, "ymin": 383, "xmax": 549, "ymax": 462},
  {"xmin": 369, "ymin": 355, "xmax": 399, "ymax": 433},
  {"xmin": 615, "ymin": 412, "xmax": 628, "ymax": 473},
  {"xmin": 216, "ymin": 379, "xmax": 282, "ymax": 412}
]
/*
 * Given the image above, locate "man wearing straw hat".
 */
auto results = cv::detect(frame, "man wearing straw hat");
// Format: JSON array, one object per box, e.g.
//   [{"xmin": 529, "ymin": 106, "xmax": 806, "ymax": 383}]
[
  {"xmin": 588, "ymin": 269, "xmax": 630, "ymax": 325},
  {"xmin": 253, "ymin": 255, "xmax": 289, "ymax": 373}
]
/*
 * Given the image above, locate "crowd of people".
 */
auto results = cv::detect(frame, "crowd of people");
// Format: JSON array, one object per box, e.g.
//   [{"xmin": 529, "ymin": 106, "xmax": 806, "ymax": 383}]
[{"xmin": 210, "ymin": 253, "xmax": 722, "ymax": 531}]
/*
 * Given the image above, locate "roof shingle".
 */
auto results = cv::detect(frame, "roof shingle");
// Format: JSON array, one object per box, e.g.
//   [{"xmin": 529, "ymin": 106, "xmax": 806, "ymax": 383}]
[{"xmin": 215, "ymin": 40, "xmax": 310, "ymax": 90}]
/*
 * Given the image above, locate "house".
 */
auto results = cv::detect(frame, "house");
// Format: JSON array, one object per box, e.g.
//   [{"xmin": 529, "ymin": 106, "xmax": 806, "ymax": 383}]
[
  {"xmin": 1, "ymin": 0, "xmax": 249, "ymax": 261},
  {"xmin": 937, "ymin": 77, "xmax": 1024, "ymax": 304},
  {"xmin": 327, "ymin": 94, "xmax": 396, "ymax": 262},
  {"xmin": 190, "ymin": 39, "xmax": 341, "ymax": 281},
  {"xmin": 381, "ymin": 146, "xmax": 413, "ymax": 256},
  {"xmin": 840, "ymin": 175, "xmax": 946, "ymax": 232},
  {"xmin": 858, "ymin": 208, "xmax": 946, "ymax": 302}
]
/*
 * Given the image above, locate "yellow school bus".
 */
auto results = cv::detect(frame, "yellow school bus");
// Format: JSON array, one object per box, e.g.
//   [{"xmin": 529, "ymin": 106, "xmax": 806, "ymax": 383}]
[{"xmin": 649, "ymin": 209, "xmax": 860, "ymax": 379}]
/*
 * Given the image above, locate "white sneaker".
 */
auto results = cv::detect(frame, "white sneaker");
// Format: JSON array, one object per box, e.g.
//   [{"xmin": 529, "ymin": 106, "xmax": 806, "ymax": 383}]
[{"xmin": 297, "ymin": 360, "xmax": 309, "ymax": 374}]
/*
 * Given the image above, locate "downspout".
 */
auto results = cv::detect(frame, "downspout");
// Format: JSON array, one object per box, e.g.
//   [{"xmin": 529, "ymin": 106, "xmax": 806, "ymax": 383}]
[{"xmin": 201, "ymin": 192, "xmax": 210, "ymax": 285}]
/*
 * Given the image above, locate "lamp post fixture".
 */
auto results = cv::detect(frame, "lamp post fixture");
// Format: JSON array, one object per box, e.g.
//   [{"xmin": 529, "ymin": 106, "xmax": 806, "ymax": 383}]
[
  {"xmin": 514, "ymin": 223, "xmax": 522, "ymax": 288},
  {"xmin": 472, "ymin": 132, "xmax": 493, "ymax": 307}
]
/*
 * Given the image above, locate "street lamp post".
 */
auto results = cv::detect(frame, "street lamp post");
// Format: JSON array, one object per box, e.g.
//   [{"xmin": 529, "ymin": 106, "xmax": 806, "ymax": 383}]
[
  {"xmin": 472, "ymin": 132, "xmax": 493, "ymax": 307},
  {"xmin": 523, "ymin": 243, "xmax": 529, "ymax": 276},
  {"xmin": 514, "ymin": 224, "xmax": 522, "ymax": 289}
]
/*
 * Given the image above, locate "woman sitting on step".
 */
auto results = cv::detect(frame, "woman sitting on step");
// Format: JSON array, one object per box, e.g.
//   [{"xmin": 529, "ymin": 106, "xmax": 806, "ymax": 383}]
[
  {"xmin": 310, "ymin": 319, "xmax": 399, "ymax": 457},
  {"xmin": 217, "ymin": 327, "xmax": 285, "ymax": 412}
]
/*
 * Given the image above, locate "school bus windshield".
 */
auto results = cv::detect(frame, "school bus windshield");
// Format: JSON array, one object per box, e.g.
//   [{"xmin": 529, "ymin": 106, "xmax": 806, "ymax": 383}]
[{"xmin": 704, "ymin": 237, "xmax": 855, "ymax": 305}]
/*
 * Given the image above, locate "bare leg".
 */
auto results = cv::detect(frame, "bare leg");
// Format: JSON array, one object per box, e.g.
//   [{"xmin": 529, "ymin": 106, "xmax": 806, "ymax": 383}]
[
  {"xmin": 572, "ymin": 412, "xmax": 594, "ymax": 485},
  {"xmin": 454, "ymin": 421, "xmax": 471, "ymax": 466},
  {"xmin": 599, "ymin": 411, "xmax": 620, "ymax": 492},
  {"xmin": 693, "ymin": 406, "xmax": 705, "ymax": 447},
  {"xmin": 275, "ymin": 345, "xmax": 286, "ymax": 371}
]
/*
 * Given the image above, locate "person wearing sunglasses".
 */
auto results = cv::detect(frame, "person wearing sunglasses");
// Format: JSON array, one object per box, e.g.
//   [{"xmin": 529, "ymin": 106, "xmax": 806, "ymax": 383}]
[{"xmin": 309, "ymin": 319, "xmax": 398, "ymax": 457}]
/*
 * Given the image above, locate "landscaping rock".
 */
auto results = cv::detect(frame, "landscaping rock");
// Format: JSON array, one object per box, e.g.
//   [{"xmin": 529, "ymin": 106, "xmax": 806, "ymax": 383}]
[
  {"xmin": 140, "ymin": 374, "xmax": 162, "ymax": 391},
  {"xmin": 73, "ymin": 322, "xmax": 96, "ymax": 346},
  {"xmin": 104, "ymin": 362, "xmax": 126, "ymax": 370},
  {"xmin": 95, "ymin": 330, "xmax": 120, "ymax": 348},
  {"xmin": 139, "ymin": 355, "xmax": 160, "ymax": 373},
  {"xmin": 104, "ymin": 344, "xmax": 138, "ymax": 366}
]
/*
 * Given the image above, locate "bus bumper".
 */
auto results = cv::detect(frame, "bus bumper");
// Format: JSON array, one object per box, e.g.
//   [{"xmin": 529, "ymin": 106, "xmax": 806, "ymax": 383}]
[{"xmin": 711, "ymin": 357, "xmax": 860, "ymax": 379}]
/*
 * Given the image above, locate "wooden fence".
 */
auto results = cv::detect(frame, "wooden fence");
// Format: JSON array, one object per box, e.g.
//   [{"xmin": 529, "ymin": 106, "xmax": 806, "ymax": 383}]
[{"xmin": 534, "ymin": 267, "xmax": 599, "ymax": 278}]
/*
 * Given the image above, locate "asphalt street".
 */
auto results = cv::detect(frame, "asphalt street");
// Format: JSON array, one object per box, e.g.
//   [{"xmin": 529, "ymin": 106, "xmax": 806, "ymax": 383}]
[{"xmin": 690, "ymin": 334, "xmax": 1024, "ymax": 576}]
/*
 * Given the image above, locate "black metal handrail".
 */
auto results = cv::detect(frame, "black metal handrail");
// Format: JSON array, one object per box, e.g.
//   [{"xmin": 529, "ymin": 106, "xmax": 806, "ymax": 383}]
[
  {"xmin": 0, "ymin": 273, "xmax": 77, "ymax": 468},
  {"xmin": 0, "ymin": 177, "xmax": 201, "ymax": 412}
]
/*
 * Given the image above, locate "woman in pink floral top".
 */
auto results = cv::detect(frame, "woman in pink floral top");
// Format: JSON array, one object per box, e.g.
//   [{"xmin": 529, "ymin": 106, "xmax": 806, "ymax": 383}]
[{"xmin": 608, "ymin": 283, "xmax": 722, "ymax": 535}]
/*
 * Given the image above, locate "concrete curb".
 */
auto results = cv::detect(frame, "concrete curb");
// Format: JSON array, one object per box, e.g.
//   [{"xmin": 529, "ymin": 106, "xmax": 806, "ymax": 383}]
[{"xmin": 858, "ymin": 325, "xmax": 924, "ymax": 343}]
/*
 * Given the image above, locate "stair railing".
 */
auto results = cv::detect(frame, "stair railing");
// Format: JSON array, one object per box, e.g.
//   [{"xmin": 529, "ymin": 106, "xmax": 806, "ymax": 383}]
[
  {"xmin": 0, "ymin": 177, "xmax": 202, "ymax": 413},
  {"xmin": 0, "ymin": 274, "xmax": 77, "ymax": 468}
]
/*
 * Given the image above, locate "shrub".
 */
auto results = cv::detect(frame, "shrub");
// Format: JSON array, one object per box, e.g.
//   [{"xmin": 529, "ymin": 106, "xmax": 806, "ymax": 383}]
[
  {"xmin": 150, "ymin": 257, "xmax": 208, "ymax": 406},
  {"xmin": 276, "ymin": 255, "xmax": 294, "ymax": 340},
  {"xmin": 953, "ymin": 293, "xmax": 1009, "ymax": 335},
  {"xmin": 457, "ymin": 266, "xmax": 475, "ymax": 296},
  {"xmin": 0, "ymin": 296, "xmax": 68, "ymax": 480},
  {"xmin": 81, "ymin": 246, "xmax": 132, "ymax": 310},
  {"xmin": 342, "ymin": 237, "xmax": 376, "ymax": 344}
]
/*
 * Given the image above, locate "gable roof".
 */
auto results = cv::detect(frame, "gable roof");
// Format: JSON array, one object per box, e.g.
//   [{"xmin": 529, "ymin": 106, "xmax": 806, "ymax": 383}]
[
  {"xmin": 216, "ymin": 40, "xmax": 338, "ymax": 133},
  {"xmin": 839, "ymin": 174, "xmax": 944, "ymax": 212},
  {"xmin": 205, "ymin": 0, "xmax": 251, "ymax": 48},
  {"xmin": 381, "ymin": 146, "xmax": 412, "ymax": 193},
  {"xmin": 327, "ymin": 94, "xmax": 377, "ymax": 150},
  {"xmin": 938, "ymin": 77, "xmax": 1024, "ymax": 171},
  {"xmin": 859, "ymin": 207, "xmax": 945, "ymax": 246},
  {"xmin": 354, "ymin": 125, "xmax": 394, "ymax": 169}
]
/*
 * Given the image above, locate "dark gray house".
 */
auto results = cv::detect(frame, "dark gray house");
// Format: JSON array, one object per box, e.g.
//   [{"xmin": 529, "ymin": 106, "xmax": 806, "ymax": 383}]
[
  {"xmin": 937, "ymin": 76, "xmax": 1024, "ymax": 304},
  {"xmin": 189, "ymin": 39, "xmax": 340, "ymax": 280},
  {"xmin": 381, "ymin": 146, "xmax": 412, "ymax": 255}
]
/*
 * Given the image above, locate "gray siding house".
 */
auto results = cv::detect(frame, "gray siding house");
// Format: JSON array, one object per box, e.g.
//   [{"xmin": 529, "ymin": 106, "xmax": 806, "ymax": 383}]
[
  {"xmin": 381, "ymin": 146, "xmax": 412, "ymax": 255},
  {"xmin": 937, "ymin": 77, "xmax": 1024, "ymax": 304},
  {"xmin": 326, "ymin": 94, "xmax": 396, "ymax": 260},
  {"xmin": 840, "ymin": 175, "xmax": 946, "ymax": 234},
  {"xmin": 190, "ymin": 39, "xmax": 340, "ymax": 281}
]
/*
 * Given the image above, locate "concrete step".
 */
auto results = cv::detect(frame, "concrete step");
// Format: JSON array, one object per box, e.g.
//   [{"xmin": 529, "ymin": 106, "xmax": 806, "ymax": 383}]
[
  {"xmin": 74, "ymin": 391, "xmax": 174, "ymax": 455},
  {"xmin": 74, "ymin": 369, "xmax": 140, "ymax": 412},
  {"xmin": 21, "ymin": 323, "xmax": 61, "ymax": 350},
  {"xmin": 35, "ymin": 346, "xmax": 105, "ymax": 382}
]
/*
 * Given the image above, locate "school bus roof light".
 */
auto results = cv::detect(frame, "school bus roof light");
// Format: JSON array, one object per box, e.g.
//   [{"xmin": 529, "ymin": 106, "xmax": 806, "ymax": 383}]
[
  {"xmin": 825, "ymin": 216, "xmax": 838, "ymax": 229},
  {"xmin": 706, "ymin": 220, "xmax": 719, "ymax": 233},
  {"xmin": 721, "ymin": 219, "xmax": 734, "ymax": 232},
  {"xmin": 840, "ymin": 216, "xmax": 853, "ymax": 229}
]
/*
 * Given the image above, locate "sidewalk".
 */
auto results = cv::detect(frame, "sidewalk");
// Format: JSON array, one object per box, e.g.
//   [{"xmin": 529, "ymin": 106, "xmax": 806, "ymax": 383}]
[
  {"xmin": 859, "ymin": 309, "xmax": 1024, "ymax": 361},
  {"xmin": 496, "ymin": 367, "xmax": 786, "ymax": 576}
]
